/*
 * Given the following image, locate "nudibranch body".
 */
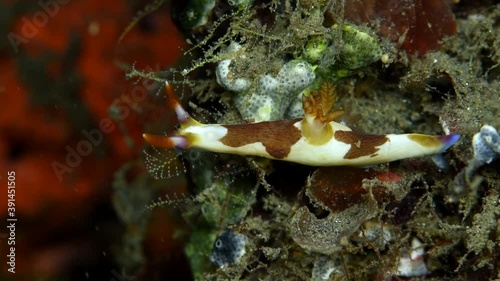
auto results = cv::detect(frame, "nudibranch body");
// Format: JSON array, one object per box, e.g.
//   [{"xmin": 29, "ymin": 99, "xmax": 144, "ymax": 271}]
[{"xmin": 143, "ymin": 82, "xmax": 460, "ymax": 167}]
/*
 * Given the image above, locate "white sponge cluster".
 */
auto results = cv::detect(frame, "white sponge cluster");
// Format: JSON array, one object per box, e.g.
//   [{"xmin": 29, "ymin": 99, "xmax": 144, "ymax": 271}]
[
  {"xmin": 284, "ymin": 92, "xmax": 305, "ymax": 119},
  {"xmin": 235, "ymin": 60, "xmax": 315, "ymax": 122},
  {"xmin": 215, "ymin": 42, "xmax": 251, "ymax": 92},
  {"xmin": 215, "ymin": 42, "xmax": 316, "ymax": 122}
]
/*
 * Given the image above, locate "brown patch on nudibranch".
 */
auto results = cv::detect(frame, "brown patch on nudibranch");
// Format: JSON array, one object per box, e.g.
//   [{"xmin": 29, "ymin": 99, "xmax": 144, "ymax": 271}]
[
  {"xmin": 220, "ymin": 119, "xmax": 302, "ymax": 159},
  {"xmin": 334, "ymin": 131, "xmax": 388, "ymax": 159},
  {"xmin": 407, "ymin": 134, "xmax": 442, "ymax": 148}
]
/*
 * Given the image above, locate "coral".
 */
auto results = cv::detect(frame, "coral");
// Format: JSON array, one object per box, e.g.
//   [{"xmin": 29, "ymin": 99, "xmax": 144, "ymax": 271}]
[
  {"xmin": 176, "ymin": 151, "xmax": 257, "ymax": 278},
  {"xmin": 467, "ymin": 125, "xmax": 500, "ymax": 176}
]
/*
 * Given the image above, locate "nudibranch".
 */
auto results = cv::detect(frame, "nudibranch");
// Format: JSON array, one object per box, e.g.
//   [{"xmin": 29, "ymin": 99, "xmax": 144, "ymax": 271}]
[{"xmin": 143, "ymin": 81, "xmax": 460, "ymax": 166}]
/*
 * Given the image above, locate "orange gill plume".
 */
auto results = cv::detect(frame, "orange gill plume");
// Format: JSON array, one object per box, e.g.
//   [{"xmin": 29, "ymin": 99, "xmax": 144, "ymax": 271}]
[{"xmin": 301, "ymin": 80, "xmax": 345, "ymax": 145}]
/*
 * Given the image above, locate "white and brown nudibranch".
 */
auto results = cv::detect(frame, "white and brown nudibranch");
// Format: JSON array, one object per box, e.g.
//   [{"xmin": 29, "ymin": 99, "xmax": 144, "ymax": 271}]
[{"xmin": 143, "ymin": 81, "xmax": 460, "ymax": 166}]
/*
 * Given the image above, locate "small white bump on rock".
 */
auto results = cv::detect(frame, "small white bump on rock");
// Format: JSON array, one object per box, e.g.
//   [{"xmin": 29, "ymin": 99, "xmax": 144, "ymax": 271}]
[
  {"xmin": 396, "ymin": 238, "xmax": 429, "ymax": 277},
  {"xmin": 312, "ymin": 255, "xmax": 343, "ymax": 280}
]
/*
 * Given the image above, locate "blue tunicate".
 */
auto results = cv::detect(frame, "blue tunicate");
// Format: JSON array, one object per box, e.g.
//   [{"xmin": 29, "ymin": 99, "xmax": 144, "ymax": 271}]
[{"xmin": 209, "ymin": 230, "xmax": 248, "ymax": 268}]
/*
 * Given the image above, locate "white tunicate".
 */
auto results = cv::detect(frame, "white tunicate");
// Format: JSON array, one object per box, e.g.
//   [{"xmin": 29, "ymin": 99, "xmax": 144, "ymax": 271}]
[
  {"xmin": 216, "ymin": 42, "xmax": 315, "ymax": 121},
  {"xmin": 278, "ymin": 60, "xmax": 316, "ymax": 94},
  {"xmin": 259, "ymin": 75, "xmax": 279, "ymax": 92},
  {"xmin": 256, "ymin": 96, "xmax": 274, "ymax": 121},
  {"xmin": 216, "ymin": 59, "xmax": 251, "ymax": 92},
  {"xmin": 480, "ymin": 125, "xmax": 500, "ymax": 153},
  {"xmin": 237, "ymin": 92, "xmax": 277, "ymax": 122},
  {"xmin": 255, "ymin": 59, "xmax": 315, "ymax": 121},
  {"xmin": 285, "ymin": 92, "xmax": 305, "ymax": 119},
  {"xmin": 235, "ymin": 61, "xmax": 315, "ymax": 122},
  {"xmin": 472, "ymin": 131, "xmax": 497, "ymax": 165}
]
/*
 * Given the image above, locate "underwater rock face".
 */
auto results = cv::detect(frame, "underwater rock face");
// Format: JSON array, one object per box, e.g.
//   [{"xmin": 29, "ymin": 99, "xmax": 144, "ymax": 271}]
[
  {"xmin": 289, "ymin": 167, "xmax": 391, "ymax": 254},
  {"xmin": 288, "ymin": 203, "xmax": 374, "ymax": 254}
]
